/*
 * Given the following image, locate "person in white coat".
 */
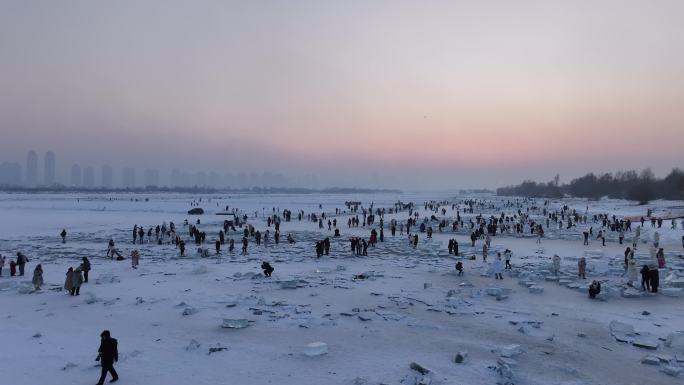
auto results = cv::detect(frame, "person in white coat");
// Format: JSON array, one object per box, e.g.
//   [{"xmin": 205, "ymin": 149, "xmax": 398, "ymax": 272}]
[
  {"xmin": 653, "ymin": 231, "xmax": 660, "ymax": 248},
  {"xmin": 632, "ymin": 233, "xmax": 640, "ymax": 250},
  {"xmin": 492, "ymin": 254, "xmax": 504, "ymax": 280},
  {"xmin": 552, "ymin": 254, "xmax": 561, "ymax": 275},
  {"xmin": 32, "ymin": 264, "xmax": 43, "ymax": 290},
  {"xmin": 627, "ymin": 254, "xmax": 638, "ymax": 286}
]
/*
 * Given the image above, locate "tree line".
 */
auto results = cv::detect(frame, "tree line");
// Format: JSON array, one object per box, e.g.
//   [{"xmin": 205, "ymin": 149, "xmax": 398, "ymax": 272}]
[{"xmin": 496, "ymin": 169, "xmax": 684, "ymax": 204}]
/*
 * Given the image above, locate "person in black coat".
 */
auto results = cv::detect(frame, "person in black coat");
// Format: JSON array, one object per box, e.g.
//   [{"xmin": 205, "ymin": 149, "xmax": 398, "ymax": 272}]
[
  {"xmin": 455, "ymin": 261, "xmax": 463, "ymax": 276},
  {"xmin": 640, "ymin": 265, "xmax": 650, "ymax": 292},
  {"xmin": 588, "ymin": 280, "xmax": 601, "ymax": 299},
  {"xmin": 96, "ymin": 330, "xmax": 119, "ymax": 385},
  {"xmin": 261, "ymin": 262, "xmax": 274, "ymax": 277},
  {"xmin": 649, "ymin": 268, "xmax": 659, "ymax": 293}
]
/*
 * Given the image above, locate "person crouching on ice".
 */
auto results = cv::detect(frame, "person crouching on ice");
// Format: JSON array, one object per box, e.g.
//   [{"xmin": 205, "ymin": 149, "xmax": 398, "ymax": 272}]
[{"xmin": 261, "ymin": 262, "xmax": 274, "ymax": 277}]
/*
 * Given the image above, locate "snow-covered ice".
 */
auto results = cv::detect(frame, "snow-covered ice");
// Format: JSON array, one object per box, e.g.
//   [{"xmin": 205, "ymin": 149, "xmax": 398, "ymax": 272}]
[{"xmin": 0, "ymin": 192, "xmax": 683, "ymax": 385}]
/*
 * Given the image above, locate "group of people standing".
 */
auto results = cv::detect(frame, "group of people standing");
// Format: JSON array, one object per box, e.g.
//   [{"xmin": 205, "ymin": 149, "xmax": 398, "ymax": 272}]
[
  {"xmin": 0, "ymin": 252, "xmax": 30, "ymax": 277},
  {"xmin": 64, "ymin": 257, "xmax": 90, "ymax": 296}
]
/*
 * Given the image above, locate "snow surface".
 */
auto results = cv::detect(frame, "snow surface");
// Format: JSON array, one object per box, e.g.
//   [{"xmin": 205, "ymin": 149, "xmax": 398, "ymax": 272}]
[{"xmin": 1, "ymin": 192, "xmax": 683, "ymax": 385}]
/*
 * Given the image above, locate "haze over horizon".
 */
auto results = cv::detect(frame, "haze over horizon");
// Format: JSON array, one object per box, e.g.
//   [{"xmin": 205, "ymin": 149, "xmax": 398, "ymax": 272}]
[{"xmin": 1, "ymin": 1, "xmax": 683, "ymax": 190}]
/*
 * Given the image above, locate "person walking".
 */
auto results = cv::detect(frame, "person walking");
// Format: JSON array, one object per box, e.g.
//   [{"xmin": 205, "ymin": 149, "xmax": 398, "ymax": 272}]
[
  {"xmin": 0, "ymin": 254, "xmax": 4, "ymax": 277},
  {"xmin": 656, "ymin": 248, "xmax": 666, "ymax": 268},
  {"xmin": 649, "ymin": 267, "xmax": 660, "ymax": 293},
  {"xmin": 80, "ymin": 257, "xmax": 91, "ymax": 283},
  {"xmin": 32, "ymin": 264, "xmax": 43, "ymax": 290},
  {"xmin": 552, "ymin": 254, "xmax": 561, "ymax": 275},
  {"xmin": 578, "ymin": 257, "xmax": 587, "ymax": 279},
  {"xmin": 60, "ymin": 228, "xmax": 67, "ymax": 243},
  {"xmin": 131, "ymin": 250, "xmax": 140, "ymax": 269},
  {"xmin": 623, "ymin": 247, "xmax": 631, "ymax": 274},
  {"xmin": 72, "ymin": 267, "xmax": 83, "ymax": 295},
  {"xmin": 640, "ymin": 265, "xmax": 651, "ymax": 292},
  {"xmin": 95, "ymin": 330, "xmax": 119, "ymax": 385},
  {"xmin": 64, "ymin": 267, "xmax": 75, "ymax": 295},
  {"xmin": 492, "ymin": 254, "xmax": 504, "ymax": 280},
  {"xmin": 504, "ymin": 249, "xmax": 512, "ymax": 269},
  {"xmin": 627, "ymin": 254, "xmax": 638, "ymax": 286},
  {"xmin": 16, "ymin": 252, "xmax": 29, "ymax": 276}
]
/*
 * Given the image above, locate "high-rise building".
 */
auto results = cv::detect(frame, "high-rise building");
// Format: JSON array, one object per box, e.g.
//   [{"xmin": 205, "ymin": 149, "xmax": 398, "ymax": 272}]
[
  {"xmin": 195, "ymin": 171, "xmax": 207, "ymax": 187},
  {"xmin": 170, "ymin": 168, "xmax": 180, "ymax": 187},
  {"xmin": 143, "ymin": 168, "xmax": 159, "ymax": 187},
  {"xmin": 122, "ymin": 167, "xmax": 136, "ymax": 188},
  {"xmin": 0, "ymin": 162, "xmax": 22, "ymax": 186},
  {"xmin": 26, "ymin": 150, "xmax": 38, "ymax": 186},
  {"xmin": 83, "ymin": 167, "xmax": 95, "ymax": 188},
  {"xmin": 70, "ymin": 164, "xmax": 82, "ymax": 187},
  {"xmin": 44, "ymin": 151, "xmax": 56, "ymax": 185},
  {"xmin": 101, "ymin": 165, "xmax": 113, "ymax": 188}
]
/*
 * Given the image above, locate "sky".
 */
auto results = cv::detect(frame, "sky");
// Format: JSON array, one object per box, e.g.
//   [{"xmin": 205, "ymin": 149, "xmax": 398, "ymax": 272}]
[{"xmin": 1, "ymin": 0, "xmax": 683, "ymax": 190}]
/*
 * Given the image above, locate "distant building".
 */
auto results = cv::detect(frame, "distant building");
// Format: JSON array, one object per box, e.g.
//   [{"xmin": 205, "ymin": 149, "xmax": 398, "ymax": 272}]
[
  {"xmin": 44, "ymin": 151, "xmax": 56, "ymax": 185},
  {"xmin": 170, "ymin": 168, "xmax": 180, "ymax": 187},
  {"xmin": 26, "ymin": 150, "xmax": 38, "ymax": 186},
  {"xmin": 101, "ymin": 165, "xmax": 113, "ymax": 188},
  {"xmin": 143, "ymin": 168, "xmax": 159, "ymax": 187},
  {"xmin": 195, "ymin": 171, "xmax": 207, "ymax": 187},
  {"xmin": 0, "ymin": 162, "xmax": 22, "ymax": 185},
  {"xmin": 122, "ymin": 167, "xmax": 136, "ymax": 188},
  {"xmin": 70, "ymin": 164, "xmax": 82, "ymax": 187},
  {"xmin": 83, "ymin": 166, "xmax": 95, "ymax": 187}
]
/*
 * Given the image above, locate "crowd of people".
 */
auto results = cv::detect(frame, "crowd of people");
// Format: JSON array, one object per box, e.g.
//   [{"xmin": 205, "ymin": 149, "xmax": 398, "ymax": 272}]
[{"xmin": 1, "ymin": 196, "xmax": 682, "ymax": 384}]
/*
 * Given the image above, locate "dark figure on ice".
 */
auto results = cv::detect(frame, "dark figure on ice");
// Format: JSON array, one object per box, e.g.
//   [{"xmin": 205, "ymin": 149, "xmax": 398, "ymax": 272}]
[
  {"xmin": 16, "ymin": 252, "xmax": 29, "ymax": 276},
  {"xmin": 241, "ymin": 237, "xmax": 248, "ymax": 254},
  {"xmin": 588, "ymin": 280, "xmax": 601, "ymax": 299},
  {"xmin": 261, "ymin": 262, "xmax": 274, "ymax": 277},
  {"xmin": 640, "ymin": 265, "xmax": 650, "ymax": 292},
  {"xmin": 455, "ymin": 261, "xmax": 463, "ymax": 276},
  {"xmin": 95, "ymin": 330, "xmax": 119, "ymax": 385},
  {"xmin": 60, "ymin": 228, "xmax": 67, "ymax": 243},
  {"xmin": 80, "ymin": 257, "xmax": 91, "ymax": 283},
  {"xmin": 649, "ymin": 267, "xmax": 659, "ymax": 293}
]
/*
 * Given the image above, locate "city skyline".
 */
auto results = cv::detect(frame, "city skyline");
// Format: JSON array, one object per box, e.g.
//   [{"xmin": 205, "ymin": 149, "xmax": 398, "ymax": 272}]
[
  {"xmin": 0, "ymin": 150, "xmax": 329, "ymax": 189},
  {"xmin": 1, "ymin": 147, "xmax": 682, "ymax": 190}
]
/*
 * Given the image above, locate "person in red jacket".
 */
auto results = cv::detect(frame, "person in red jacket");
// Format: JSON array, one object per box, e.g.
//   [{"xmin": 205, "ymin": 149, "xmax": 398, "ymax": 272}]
[{"xmin": 10, "ymin": 259, "xmax": 17, "ymax": 276}]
